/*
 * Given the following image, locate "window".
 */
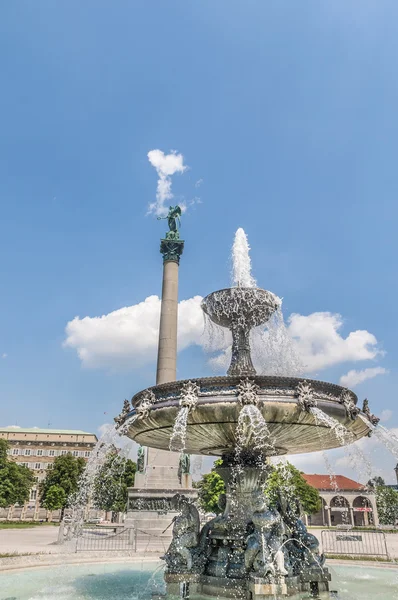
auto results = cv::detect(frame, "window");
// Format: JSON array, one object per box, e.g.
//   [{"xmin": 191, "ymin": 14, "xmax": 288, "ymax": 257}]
[
  {"xmin": 30, "ymin": 489, "xmax": 37, "ymax": 501},
  {"xmin": 36, "ymin": 449, "xmax": 43, "ymax": 456},
  {"xmin": 35, "ymin": 463, "xmax": 41, "ymax": 470},
  {"xmin": 73, "ymin": 450, "xmax": 79, "ymax": 457},
  {"xmin": 84, "ymin": 451, "xmax": 91, "ymax": 457},
  {"xmin": 24, "ymin": 449, "xmax": 31, "ymax": 456},
  {"xmin": 61, "ymin": 450, "xmax": 67, "ymax": 456},
  {"xmin": 48, "ymin": 450, "xmax": 55, "ymax": 456},
  {"xmin": 47, "ymin": 463, "xmax": 53, "ymax": 469},
  {"xmin": 12, "ymin": 448, "xmax": 19, "ymax": 455}
]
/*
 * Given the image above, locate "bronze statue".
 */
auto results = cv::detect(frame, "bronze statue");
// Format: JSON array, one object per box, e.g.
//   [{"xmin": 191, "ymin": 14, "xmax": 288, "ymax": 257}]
[
  {"xmin": 163, "ymin": 494, "xmax": 200, "ymax": 571},
  {"xmin": 137, "ymin": 445, "xmax": 145, "ymax": 473},
  {"xmin": 158, "ymin": 205, "xmax": 182, "ymax": 239}
]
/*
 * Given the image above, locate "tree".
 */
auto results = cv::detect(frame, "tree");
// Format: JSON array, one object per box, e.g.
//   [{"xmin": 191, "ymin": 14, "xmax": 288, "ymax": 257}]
[
  {"xmin": 375, "ymin": 485, "xmax": 398, "ymax": 525},
  {"xmin": 196, "ymin": 469, "xmax": 226, "ymax": 514},
  {"xmin": 195, "ymin": 459, "xmax": 321, "ymax": 516},
  {"xmin": 0, "ymin": 439, "xmax": 35, "ymax": 508},
  {"xmin": 265, "ymin": 462, "xmax": 321, "ymax": 515},
  {"xmin": 367, "ymin": 476, "xmax": 385, "ymax": 488},
  {"xmin": 39, "ymin": 453, "xmax": 86, "ymax": 517},
  {"xmin": 92, "ymin": 452, "xmax": 136, "ymax": 513},
  {"xmin": 41, "ymin": 484, "xmax": 66, "ymax": 512}
]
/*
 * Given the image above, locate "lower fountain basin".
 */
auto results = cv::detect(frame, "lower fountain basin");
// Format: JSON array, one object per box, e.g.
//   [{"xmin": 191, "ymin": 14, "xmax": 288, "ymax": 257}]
[{"xmin": 124, "ymin": 376, "xmax": 371, "ymax": 455}]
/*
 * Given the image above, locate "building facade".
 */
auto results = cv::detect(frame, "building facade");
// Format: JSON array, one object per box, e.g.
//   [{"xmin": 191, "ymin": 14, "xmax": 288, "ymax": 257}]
[
  {"xmin": 302, "ymin": 474, "xmax": 379, "ymax": 528},
  {"xmin": 0, "ymin": 426, "xmax": 98, "ymax": 521}
]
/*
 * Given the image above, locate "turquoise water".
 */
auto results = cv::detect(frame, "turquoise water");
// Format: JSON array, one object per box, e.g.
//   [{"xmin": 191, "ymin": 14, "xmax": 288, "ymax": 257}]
[{"xmin": 0, "ymin": 562, "xmax": 398, "ymax": 599}]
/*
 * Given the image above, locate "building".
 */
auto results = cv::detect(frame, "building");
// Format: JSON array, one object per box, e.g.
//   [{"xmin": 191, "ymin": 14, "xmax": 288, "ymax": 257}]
[
  {"xmin": 0, "ymin": 426, "xmax": 98, "ymax": 521},
  {"xmin": 302, "ymin": 474, "xmax": 379, "ymax": 528}
]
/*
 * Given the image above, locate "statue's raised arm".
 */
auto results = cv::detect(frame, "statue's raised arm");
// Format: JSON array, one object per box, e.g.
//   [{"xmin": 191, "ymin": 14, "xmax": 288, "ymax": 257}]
[{"xmin": 158, "ymin": 205, "xmax": 182, "ymax": 240}]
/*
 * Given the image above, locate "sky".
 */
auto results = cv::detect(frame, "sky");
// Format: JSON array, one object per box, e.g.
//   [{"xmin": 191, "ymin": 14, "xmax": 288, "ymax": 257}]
[{"xmin": 1, "ymin": 1, "xmax": 398, "ymax": 483}]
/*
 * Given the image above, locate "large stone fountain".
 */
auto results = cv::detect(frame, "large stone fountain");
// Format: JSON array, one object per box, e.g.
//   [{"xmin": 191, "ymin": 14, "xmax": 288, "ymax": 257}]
[{"xmin": 117, "ymin": 226, "xmax": 379, "ymax": 599}]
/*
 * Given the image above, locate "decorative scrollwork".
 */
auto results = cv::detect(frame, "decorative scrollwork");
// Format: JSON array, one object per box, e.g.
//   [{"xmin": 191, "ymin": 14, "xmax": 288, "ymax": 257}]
[
  {"xmin": 295, "ymin": 380, "xmax": 317, "ymax": 412},
  {"xmin": 114, "ymin": 399, "xmax": 131, "ymax": 428},
  {"xmin": 136, "ymin": 389, "xmax": 156, "ymax": 419},
  {"xmin": 180, "ymin": 380, "xmax": 200, "ymax": 411},
  {"xmin": 340, "ymin": 389, "xmax": 360, "ymax": 421},
  {"xmin": 362, "ymin": 398, "xmax": 380, "ymax": 426},
  {"xmin": 237, "ymin": 378, "xmax": 260, "ymax": 405}
]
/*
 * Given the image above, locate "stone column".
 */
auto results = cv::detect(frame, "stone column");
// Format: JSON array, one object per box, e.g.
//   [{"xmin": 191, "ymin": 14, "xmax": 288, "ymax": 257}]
[
  {"xmin": 156, "ymin": 258, "xmax": 179, "ymax": 385},
  {"xmin": 127, "ymin": 234, "xmax": 196, "ymax": 550}
]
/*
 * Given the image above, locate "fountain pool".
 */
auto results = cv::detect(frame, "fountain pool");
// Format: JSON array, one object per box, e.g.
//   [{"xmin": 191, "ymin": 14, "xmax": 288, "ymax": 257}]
[{"xmin": 0, "ymin": 562, "xmax": 397, "ymax": 599}]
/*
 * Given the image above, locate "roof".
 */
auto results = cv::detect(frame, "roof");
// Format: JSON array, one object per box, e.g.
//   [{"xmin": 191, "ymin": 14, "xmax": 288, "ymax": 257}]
[
  {"xmin": 303, "ymin": 474, "xmax": 366, "ymax": 491},
  {"xmin": 0, "ymin": 427, "xmax": 96, "ymax": 436}
]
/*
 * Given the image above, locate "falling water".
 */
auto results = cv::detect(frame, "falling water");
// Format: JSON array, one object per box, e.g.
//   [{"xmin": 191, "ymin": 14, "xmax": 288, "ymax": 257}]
[
  {"xmin": 251, "ymin": 307, "xmax": 304, "ymax": 377},
  {"xmin": 231, "ymin": 228, "xmax": 257, "ymax": 288},
  {"xmin": 169, "ymin": 407, "xmax": 189, "ymax": 452},
  {"xmin": 64, "ymin": 424, "xmax": 132, "ymax": 538},
  {"xmin": 311, "ymin": 407, "xmax": 374, "ymax": 482},
  {"xmin": 310, "ymin": 407, "xmax": 354, "ymax": 446},
  {"xmin": 236, "ymin": 404, "xmax": 275, "ymax": 454},
  {"xmin": 360, "ymin": 415, "xmax": 398, "ymax": 461}
]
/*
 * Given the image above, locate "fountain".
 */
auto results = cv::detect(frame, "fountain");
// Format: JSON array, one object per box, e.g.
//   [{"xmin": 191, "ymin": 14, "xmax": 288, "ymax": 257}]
[{"xmin": 118, "ymin": 225, "xmax": 379, "ymax": 599}]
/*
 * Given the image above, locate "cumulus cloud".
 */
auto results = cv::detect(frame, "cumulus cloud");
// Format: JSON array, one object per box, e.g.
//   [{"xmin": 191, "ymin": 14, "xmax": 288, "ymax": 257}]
[
  {"xmin": 339, "ymin": 367, "xmax": 388, "ymax": 388},
  {"xmin": 147, "ymin": 149, "xmax": 187, "ymax": 216},
  {"xmin": 64, "ymin": 295, "xmax": 204, "ymax": 370},
  {"xmin": 64, "ymin": 297, "xmax": 385, "ymax": 381},
  {"xmin": 288, "ymin": 312, "xmax": 382, "ymax": 373}
]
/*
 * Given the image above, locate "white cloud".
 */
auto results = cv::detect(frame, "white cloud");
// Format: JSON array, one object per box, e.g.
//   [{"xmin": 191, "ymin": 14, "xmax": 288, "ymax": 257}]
[
  {"xmin": 64, "ymin": 295, "xmax": 204, "ymax": 370},
  {"xmin": 65, "ymin": 297, "xmax": 385, "ymax": 383},
  {"xmin": 380, "ymin": 409, "xmax": 393, "ymax": 423},
  {"xmin": 339, "ymin": 367, "xmax": 388, "ymax": 388},
  {"xmin": 147, "ymin": 149, "xmax": 187, "ymax": 216},
  {"xmin": 2, "ymin": 353, "xmax": 7, "ymax": 359},
  {"xmin": 195, "ymin": 179, "xmax": 203, "ymax": 188},
  {"xmin": 288, "ymin": 312, "xmax": 382, "ymax": 373}
]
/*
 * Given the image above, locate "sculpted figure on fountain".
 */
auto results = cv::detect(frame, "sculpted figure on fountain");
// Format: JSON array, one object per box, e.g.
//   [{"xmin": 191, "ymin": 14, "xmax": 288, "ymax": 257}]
[
  {"xmin": 163, "ymin": 494, "xmax": 202, "ymax": 573},
  {"xmin": 245, "ymin": 492, "xmax": 287, "ymax": 582}
]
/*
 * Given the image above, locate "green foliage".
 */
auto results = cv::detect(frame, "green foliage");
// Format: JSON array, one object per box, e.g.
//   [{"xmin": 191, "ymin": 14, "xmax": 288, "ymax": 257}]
[
  {"xmin": 367, "ymin": 476, "xmax": 385, "ymax": 488},
  {"xmin": 375, "ymin": 485, "xmax": 398, "ymax": 525},
  {"xmin": 196, "ymin": 459, "xmax": 321, "ymax": 516},
  {"xmin": 0, "ymin": 439, "xmax": 35, "ymax": 508},
  {"xmin": 196, "ymin": 469, "xmax": 226, "ymax": 514},
  {"xmin": 92, "ymin": 452, "xmax": 136, "ymax": 513},
  {"xmin": 39, "ymin": 453, "xmax": 86, "ymax": 509},
  {"xmin": 41, "ymin": 484, "xmax": 66, "ymax": 511},
  {"xmin": 265, "ymin": 462, "xmax": 321, "ymax": 515}
]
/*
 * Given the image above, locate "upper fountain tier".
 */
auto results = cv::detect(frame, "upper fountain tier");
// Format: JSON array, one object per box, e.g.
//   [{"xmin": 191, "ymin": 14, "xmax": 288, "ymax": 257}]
[{"xmin": 202, "ymin": 287, "xmax": 280, "ymax": 376}]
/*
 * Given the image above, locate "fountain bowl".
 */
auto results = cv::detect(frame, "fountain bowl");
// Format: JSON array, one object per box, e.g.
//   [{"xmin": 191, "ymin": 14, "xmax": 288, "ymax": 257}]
[
  {"xmin": 201, "ymin": 287, "xmax": 280, "ymax": 328},
  {"xmin": 123, "ymin": 375, "xmax": 371, "ymax": 456}
]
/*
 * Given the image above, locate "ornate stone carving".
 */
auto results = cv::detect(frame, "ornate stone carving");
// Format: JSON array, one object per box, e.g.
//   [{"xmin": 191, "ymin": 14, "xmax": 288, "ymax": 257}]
[
  {"xmin": 160, "ymin": 239, "xmax": 185, "ymax": 264},
  {"xmin": 180, "ymin": 380, "xmax": 200, "ymax": 411},
  {"xmin": 237, "ymin": 378, "xmax": 260, "ymax": 405},
  {"xmin": 114, "ymin": 399, "xmax": 131, "ymax": 428},
  {"xmin": 340, "ymin": 389, "xmax": 360, "ymax": 421},
  {"xmin": 245, "ymin": 493, "xmax": 287, "ymax": 582},
  {"xmin": 163, "ymin": 495, "xmax": 202, "ymax": 573},
  {"xmin": 129, "ymin": 497, "xmax": 174, "ymax": 512},
  {"xmin": 295, "ymin": 380, "xmax": 317, "ymax": 412},
  {"xmin": 136, "ymin": 389, "xmax": 156, "ymax": 419},
  {"xmin": 362, "ymin": 398, "xmax": 380, "ymax": 426}
]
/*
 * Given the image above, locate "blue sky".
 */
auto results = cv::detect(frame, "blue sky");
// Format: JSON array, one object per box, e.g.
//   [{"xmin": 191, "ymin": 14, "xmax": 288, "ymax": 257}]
[{"xmin": 1, "ymin": 2, "xmax": 398, "ymax": 481}]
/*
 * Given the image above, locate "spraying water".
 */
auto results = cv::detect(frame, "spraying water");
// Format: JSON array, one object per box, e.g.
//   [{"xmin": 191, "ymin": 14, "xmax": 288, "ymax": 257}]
[
  {"xmin": 169, "ymin": 407, "xmax": 189, "ymax": 452},
  {"xmin": 236, "ymin": 404, "xmax": 275, "ymax": 454},
  {"xmin": 232, "ymin": 228, "xmax": 257, "ymax": 287},
  {"xmin": 360, "ymin": 415, "xmax": 398, "ymax": 461}
]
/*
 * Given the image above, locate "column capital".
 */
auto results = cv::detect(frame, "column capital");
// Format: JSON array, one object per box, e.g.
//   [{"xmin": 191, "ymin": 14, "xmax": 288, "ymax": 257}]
[{"xmin": 160, "ymin": 238, "xmax": 184, "ymax": 264}]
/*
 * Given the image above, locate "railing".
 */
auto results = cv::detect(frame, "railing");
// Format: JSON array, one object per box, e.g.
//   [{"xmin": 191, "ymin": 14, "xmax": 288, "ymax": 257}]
[
  {"xmin": 75, "ymin": 526, "xmax": 137, "ymax": 552},
  {"xmin": 321, "ymin": 529, "xmax": 390, "ymax": 559}
]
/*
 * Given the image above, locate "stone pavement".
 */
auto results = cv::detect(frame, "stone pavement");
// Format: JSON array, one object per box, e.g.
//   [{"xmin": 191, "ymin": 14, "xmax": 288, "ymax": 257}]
[{"xmin": 0, "ymin": 526, "xmax": 62, "ymax": 555}]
